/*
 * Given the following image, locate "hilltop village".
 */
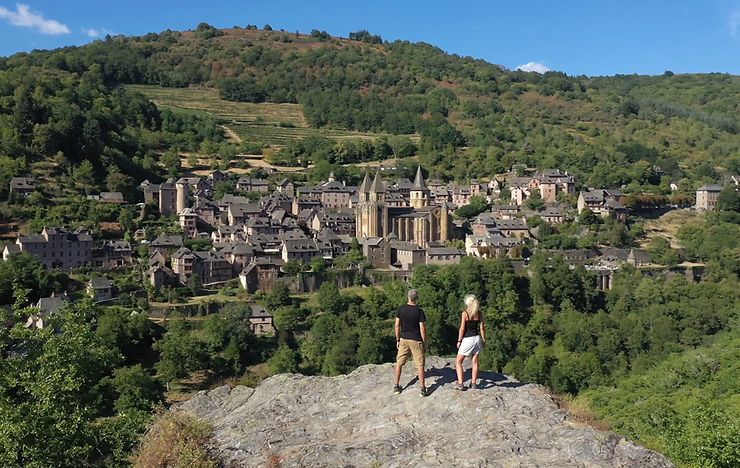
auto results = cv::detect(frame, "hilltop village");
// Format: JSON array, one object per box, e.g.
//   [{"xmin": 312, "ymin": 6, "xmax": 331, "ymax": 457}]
[{"xmin": 4, "ymin": 163, "xmax": 733, "ymax": 318}]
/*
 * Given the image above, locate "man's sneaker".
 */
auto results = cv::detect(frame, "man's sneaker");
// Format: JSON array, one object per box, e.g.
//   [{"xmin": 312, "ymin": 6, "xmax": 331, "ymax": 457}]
[
  {"xmin": 393, "ymin": 384, "xmax": 402, "ymax": 394},
  {"xmin": 469, "ymin": 382, "xmax": 478, "ymax": 389},
  {"xmin": 453, "ymin": 382, "xmax": 466, "ymax": 391},
  {"xmin": 419, "ymin": 386, "xmax": 431, "ymax": 397}
]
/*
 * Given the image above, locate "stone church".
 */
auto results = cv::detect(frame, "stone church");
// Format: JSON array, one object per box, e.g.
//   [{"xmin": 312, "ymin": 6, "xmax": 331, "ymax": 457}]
[{"xmin": 355, "ymin": 166, "xmax": 450, "ymax": 247}]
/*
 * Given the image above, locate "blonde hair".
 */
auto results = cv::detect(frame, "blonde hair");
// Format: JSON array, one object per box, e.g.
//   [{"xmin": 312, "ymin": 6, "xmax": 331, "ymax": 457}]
[{"xmin": 464, "ymin": 294, "xmax": 479, "ymax": 318}]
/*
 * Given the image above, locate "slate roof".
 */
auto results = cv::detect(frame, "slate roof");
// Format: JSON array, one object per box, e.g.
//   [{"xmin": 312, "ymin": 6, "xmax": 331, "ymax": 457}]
[{"xmin": 89, "ymin": 276, "xmax": 112, "ymax": 289}]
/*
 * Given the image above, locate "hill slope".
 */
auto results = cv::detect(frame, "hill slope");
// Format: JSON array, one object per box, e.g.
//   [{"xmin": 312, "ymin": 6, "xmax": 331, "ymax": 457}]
[
  {"xmin": 174, "ymin": 356, "xmax": 674, "ymax": 467},
  {"xmin": 2, "ymin": 26, "xmax": 739, "ymax": 188}
]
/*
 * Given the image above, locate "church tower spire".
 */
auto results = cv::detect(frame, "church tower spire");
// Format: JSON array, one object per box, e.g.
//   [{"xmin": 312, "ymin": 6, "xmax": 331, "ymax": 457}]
[{"xmin": 410, "ymin": 165, "xmax": 430, "ymax": 208}]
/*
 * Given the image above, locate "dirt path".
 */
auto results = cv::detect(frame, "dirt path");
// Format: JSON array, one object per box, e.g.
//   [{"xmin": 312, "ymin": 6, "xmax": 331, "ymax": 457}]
[{"xmin": 220, "ymin": 124, "xmax": 242, "ymax": 144}]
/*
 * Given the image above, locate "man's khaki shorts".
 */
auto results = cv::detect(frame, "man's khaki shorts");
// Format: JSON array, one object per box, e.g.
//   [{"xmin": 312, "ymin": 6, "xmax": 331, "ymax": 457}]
[{"xmin": 396, "ymin": 338, "xmax": 425, "ymax": 369}]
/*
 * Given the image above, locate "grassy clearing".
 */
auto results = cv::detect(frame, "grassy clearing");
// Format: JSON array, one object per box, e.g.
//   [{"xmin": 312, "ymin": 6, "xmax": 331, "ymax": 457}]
[
  {"xmin": 126, "ymin": 84, "xmax": 305, "ymax": 126},
  {"xmin": 294, "ymin": 285, "xmax": 381, "ymax": 309},
  {"xmin": 639, "ymin": 208, "xmax": 701, "ymax": 249}
]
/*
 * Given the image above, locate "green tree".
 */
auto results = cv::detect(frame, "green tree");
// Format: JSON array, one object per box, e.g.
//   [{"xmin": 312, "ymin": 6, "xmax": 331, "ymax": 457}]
[
  {"xmin": 317, "ymin": 282, "xmax": 344, "ymax": 314},
  {"xmin": 264, "ymin": 282, "xmax": 292, "ymax": 310},
  {"xmin": 578, "ymin": 208, "xmax": 602, "ymax": 225},
  {"xmin": 74, "ymin": 160, "xmax": 96, "ymax": 193},
  {"xmin": 301, "ymin": 314, "xmax": 345, "ymax": 370},
  {"xmin": 0, "ymin": 300, "xmax": 120, "ymax": 467},
  {"xmin": 310, "ymin": 256, "xmax": 326, "ymax": 273},
  {"xmin": 273, "ymin": 305, "xmax": 305, "ymax": 333},
  {"xmin": 524, "ymin": 190, "xmax": 545, "ymax": 211},
  {"xmin": 455, "ymin": 195, "xmax": 489, "ymax": 219},
  {"xmin": 160, "ymin": 149, "xmax": 182, "ymax": 179},
  {"xmin": 268, "ymin": 345, "xmax": 300, "ymax": 373},
  {"xmin": 283, "ymin": 259, "xmax": 304, "ymax": 276},
  {"xmin": 322, "ymin": 330, "xmax": 358, "ymax": 375},
  {"xmin": 717, "ymin": 186, "xmax": 740, "ymax": 212},
  {"xmin": 111, "ymin": 364, "xmax": 164, "ymax": 412},
  {"xmin": 153, "ymin": 315, "xmax": 208, "ymax": 388},
  {"xmin": 646, "ymin": 237, "xmax": 680, "ymax": 266}
]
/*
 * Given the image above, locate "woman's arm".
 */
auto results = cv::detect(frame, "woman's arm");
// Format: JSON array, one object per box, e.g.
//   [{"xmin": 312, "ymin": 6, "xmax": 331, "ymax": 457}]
[
  {"xmin": 479, "ymin": 313, "xmax": 486, "ymax": 342},
  {"xmin": 457, "ymin": 311, "xmax": 466, "ymax": 348}
]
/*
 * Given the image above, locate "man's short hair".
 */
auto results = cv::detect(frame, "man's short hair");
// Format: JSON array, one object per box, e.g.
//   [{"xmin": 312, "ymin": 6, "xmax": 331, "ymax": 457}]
[{"xmin": 408, "ymin": 289, "xmax": 418, "ymax": 303}]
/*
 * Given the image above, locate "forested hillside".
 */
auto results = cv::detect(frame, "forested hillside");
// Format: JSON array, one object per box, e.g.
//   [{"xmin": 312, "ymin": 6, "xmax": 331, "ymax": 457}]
[{"xmin": 1, "ymin": 24, "xmax": 739, "ymax": 194}]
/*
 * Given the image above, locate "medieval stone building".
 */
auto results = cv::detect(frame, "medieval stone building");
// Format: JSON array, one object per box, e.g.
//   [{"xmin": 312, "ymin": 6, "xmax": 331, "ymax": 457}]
[{"xmin": 355, "ymin": 166, "xmax": 450, "ymax": 247}]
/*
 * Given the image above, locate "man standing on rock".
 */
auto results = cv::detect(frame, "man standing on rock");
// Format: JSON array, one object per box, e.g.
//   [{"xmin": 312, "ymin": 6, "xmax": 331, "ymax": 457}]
[{"xmin": 393, "ymin": 289, "xmax": 430, "ymax": 397}]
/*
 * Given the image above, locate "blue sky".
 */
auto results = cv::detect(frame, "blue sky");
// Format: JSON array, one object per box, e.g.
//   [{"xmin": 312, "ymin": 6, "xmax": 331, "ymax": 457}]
[{"xmin": 1, "ymin": 1, "xmax": 739, "ymax": 76}]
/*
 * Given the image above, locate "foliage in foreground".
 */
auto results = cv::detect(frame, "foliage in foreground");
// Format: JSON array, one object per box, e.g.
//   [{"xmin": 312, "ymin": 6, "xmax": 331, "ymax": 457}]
[{"xmin": 585, "ymin": 332, "xmax": 740, "ymax": 468}]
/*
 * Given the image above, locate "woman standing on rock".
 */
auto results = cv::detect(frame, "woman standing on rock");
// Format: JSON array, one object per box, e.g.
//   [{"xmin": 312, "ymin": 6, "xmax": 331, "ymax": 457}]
[{"xmin": 454, "ymin": 294, "xmax": 486, "ymax": 390}]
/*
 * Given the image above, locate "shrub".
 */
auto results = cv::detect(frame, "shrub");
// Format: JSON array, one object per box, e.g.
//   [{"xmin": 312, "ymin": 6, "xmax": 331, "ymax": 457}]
[{"xmin": 134, "ymin": 411, "xmax": 217, "ymax": 468}]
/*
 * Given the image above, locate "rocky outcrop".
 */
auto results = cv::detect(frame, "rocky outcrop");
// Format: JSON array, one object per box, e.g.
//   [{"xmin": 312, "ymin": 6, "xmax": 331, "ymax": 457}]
[{"xmin": 177, "ymin": 356, "xmax": 674, "ymax": 467}]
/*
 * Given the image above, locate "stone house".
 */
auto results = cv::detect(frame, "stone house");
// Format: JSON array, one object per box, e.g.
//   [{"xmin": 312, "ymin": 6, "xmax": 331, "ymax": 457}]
[
  {"xmin": 311, "ymin": 210, "xmax": 355, "ymax": 236},
  {"xmin": 529, "ymin": 169, "xmax": 576, "ymax": 203},
  {"xmin": 93, "ymin": 240, "xmax": 133, "ymax": 267},
  {"xmin": 239, "ymin": 258, "xmax": 283, "ymax": 293},
  {"xmin": 466, "ymin": 234, "xmax": 524, "ymax": 258},
  {"xmin": 228, "ymin": 203, "xmax": 264, "ymax": 226},
  {"xmin": 281, "ymin": 239, "xmax": 320, "ymax": 263},
  {"xmin": 695, "ymin": 184, "xmax": 723, "ymax": 211},
  {"xmin": 88, "ymin": 276, "xmax": 114, "ymax": 302},
  {"xmin": 426, "ymin": 247, "xmax": 465, "ymax": 265},
  {"xmin": 359, "ymin": 236, "xmax": 390, "ymax": 269},
  {"xmin": 149, "ymin": 233, "xmax": 184, "ymax": 259},
  {"xmin": 236, "ymin": 177, "xmax": 269, "ymax": 192},
  {"xmin": 249, "ymin": 304, "xmax": 276, "ymax": 335},
  {"xmin": 9, "ymin": 177, "xmax": 37, "ymax": 198},
  {"xmin": 149, "ymin": 264, "xmax": 178, "ymax": 288},
  {"xmin": 452, "ymin": 187, "xmax": 472, "ymax": 208},
  {"xmin": 171, "ymin": 247, "xmax": 232, "ymax": 285},
  {"xmin": 26, "ymin": 292, "xmax": 70, "ymax": 329},
  {"xmin": 577, "ymin": 189, "xmax": 628, "ymax": 221},
  {"xmin": 389, "ymin": 241, "xmax": 425, "ymax": 270},
  {"xmin": 276, "ymin": 178, "xmax": 295, "ymax": 198},
  {"xmin": 219, "ymin": 242, "xmax": 255, "ymax": 275},
  {"xmin": 5, "ymin": 227, "xmax": 93, "ymax": 269}
]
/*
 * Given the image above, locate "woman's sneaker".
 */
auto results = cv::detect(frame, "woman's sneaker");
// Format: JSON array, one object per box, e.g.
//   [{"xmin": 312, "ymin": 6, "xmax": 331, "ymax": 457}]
[
  {"xmin": 453, "ymin": 382, "xmax": 466, "ymax": 391},
  {"xmin": 393, "ymin": 384, "xmax": 402, "ymax": 394},
  {"xmin": 419, "ymin": 386, "xmax": 431, "ymax": 397}
]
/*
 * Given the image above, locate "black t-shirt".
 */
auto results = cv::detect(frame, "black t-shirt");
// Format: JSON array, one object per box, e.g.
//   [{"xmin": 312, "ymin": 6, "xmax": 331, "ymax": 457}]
[{"xmin": 396, "ymin": 304, "xmax": 426, "ymax": 341}]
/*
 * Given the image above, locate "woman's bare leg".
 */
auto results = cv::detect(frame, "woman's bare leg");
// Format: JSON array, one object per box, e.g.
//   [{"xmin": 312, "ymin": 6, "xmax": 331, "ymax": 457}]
[
  {"xmin": 455, "ymin": 354, "xmax": 466, "ymax": 384},
  {"xmin": 471, "ymin": 354, "xmax": 480, "ymax": 385}
]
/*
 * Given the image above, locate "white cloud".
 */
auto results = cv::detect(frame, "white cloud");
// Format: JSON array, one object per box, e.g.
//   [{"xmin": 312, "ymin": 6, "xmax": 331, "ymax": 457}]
[
  {"xmin": 730, "ymin": 10, "xmax": 740, "ymax": 39},
  {"xmin": 83, "ymin": 26, "xmax": 113, "ymax": 38},
  {"xmin": 516, "ymin": 61, "xmax": 551, "ymax": 73},
  {"xmin": 0, "ymin": 3, "xmax": 69, "ymax": 35}
]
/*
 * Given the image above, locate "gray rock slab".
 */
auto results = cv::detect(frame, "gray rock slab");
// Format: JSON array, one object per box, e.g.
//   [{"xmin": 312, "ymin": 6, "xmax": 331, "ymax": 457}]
[{"xmin": 176, "ymin": 356, "xmax": 674, "ymax": 467}]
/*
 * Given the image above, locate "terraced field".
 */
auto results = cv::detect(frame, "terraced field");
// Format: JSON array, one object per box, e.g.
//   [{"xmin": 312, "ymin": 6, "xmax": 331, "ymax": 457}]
[
  {"xmin": 127, "ymin": 85, "xmax": 406, "ymax": 148},
  {"xmin": 126, "ymin": 85, "xmax": 305, "ymax": 125},
  {"xmin": 230, "ymin": 122, "xmax": 389, "ymax": 146}
]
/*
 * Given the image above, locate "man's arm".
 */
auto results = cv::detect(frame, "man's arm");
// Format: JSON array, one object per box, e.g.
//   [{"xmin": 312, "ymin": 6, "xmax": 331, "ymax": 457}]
[
  {"xmin": 395, "ymin": 317, "xmax": 401, "ymax": 348},
  {"xmin": 420, "ymin": 322, "xmax": 427, "ymax": 349}
]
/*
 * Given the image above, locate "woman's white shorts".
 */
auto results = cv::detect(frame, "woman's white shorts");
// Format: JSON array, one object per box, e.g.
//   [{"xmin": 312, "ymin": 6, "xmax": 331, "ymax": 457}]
[{"xmin": 458, "ymin": 335, "xmax": 483, "ymax": 356}]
